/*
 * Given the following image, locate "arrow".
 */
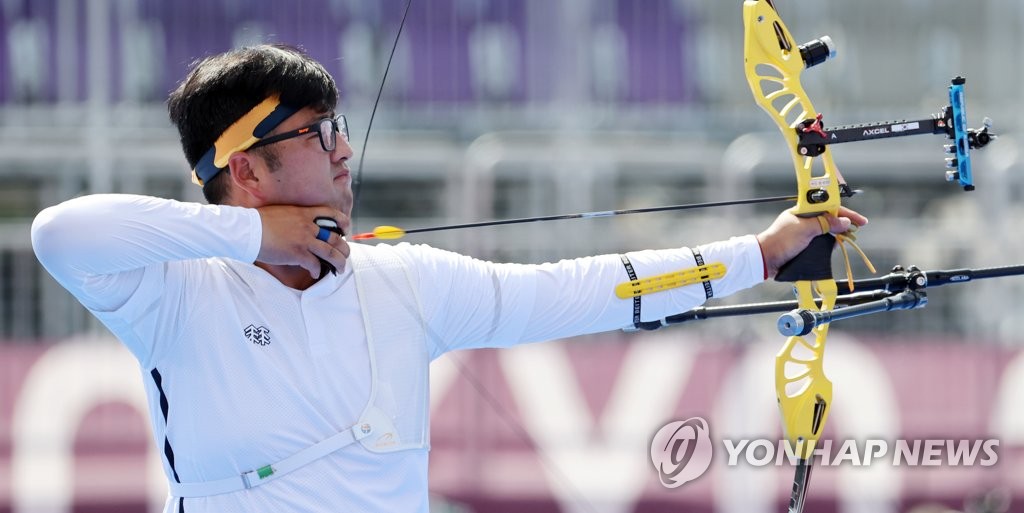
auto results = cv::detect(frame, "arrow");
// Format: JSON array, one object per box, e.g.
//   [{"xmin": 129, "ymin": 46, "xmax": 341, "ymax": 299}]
[{"xmin": 350, "ymin": 191, "xmax": 860, "ymax": 240}]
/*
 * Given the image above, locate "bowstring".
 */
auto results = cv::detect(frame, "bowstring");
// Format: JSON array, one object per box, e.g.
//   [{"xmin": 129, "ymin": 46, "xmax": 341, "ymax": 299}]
[
  {"xmin": 351, "ymin": 0, "xmax": 414, "ymax": 226},
  {"xmin": 349, "ymin": 2, "xmax": 599, "ymax": 510}
]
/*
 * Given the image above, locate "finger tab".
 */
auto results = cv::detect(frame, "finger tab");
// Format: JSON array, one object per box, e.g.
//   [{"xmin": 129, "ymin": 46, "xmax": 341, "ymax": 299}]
[{"xmin": 314, "ymin": 216, "xmax": 344, "ymax": 236}]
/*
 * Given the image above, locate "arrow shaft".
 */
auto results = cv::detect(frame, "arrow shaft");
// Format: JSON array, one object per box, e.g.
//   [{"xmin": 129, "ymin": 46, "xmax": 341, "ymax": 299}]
[{"xmin": 395, "ymin": 194, "xmax": 800, "ymax": 236}]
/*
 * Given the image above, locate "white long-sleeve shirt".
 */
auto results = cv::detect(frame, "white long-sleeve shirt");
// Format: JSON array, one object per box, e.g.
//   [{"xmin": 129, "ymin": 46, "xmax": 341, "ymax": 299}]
[{"xmin": 31, "ymin": 194, "xmax": 765, "ymax": 512}]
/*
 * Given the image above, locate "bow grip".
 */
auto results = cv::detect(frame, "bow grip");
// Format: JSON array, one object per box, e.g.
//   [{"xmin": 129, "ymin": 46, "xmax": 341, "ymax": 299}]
[{"xmin": 775, "ymin": 233, "xmax": 835, "ymax": 283}]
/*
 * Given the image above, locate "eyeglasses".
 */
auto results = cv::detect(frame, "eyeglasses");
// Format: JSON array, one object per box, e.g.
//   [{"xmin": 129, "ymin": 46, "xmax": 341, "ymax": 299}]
[{"xmin": 249, "ymin": 114, "xmax": 349, "ymax": 153}]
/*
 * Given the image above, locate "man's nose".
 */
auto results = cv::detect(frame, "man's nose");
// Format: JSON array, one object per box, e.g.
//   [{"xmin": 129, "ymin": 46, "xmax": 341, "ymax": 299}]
[{"xmin": 333, "ymin": 135, "xmax": 354, "ymax": 161}]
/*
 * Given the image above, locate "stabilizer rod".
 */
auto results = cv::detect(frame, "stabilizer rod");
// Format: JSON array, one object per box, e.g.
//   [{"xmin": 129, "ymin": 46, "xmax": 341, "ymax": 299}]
[{"xmin": 626, "ymin": 264, "xmax": 1024, "ymax": 333}]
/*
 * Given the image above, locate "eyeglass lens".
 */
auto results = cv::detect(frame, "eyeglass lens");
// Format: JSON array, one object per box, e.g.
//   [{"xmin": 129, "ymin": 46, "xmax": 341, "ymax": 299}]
[{"xmin": 318, "ymin": 116, "xmax": 349, "ymax": 152}]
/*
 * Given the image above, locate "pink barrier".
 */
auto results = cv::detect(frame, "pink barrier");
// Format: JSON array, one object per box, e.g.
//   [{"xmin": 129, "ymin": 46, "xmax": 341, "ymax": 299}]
[{"xmin": 1, "ymin": 334, "xmax": 1022, "ymax": 513}]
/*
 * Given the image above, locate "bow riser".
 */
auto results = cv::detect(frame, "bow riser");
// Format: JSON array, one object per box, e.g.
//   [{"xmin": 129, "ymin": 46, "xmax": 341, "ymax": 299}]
[{"xmin": 743, "ymin": 0, "xmax": 840, "ymax": 506}]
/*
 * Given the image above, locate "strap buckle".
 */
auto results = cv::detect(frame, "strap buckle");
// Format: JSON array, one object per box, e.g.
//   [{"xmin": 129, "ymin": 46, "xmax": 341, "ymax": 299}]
[
  {"xmin": 240, "ymin": 470, "xmax": 256, "ymax": 489},
  {"xmin": 240, "ymin": 465, "xmax": 275, "ymax": 489}
]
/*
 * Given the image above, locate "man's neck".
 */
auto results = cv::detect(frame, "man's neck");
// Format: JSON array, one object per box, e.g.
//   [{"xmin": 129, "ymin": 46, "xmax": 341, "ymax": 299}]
[{"xmin": 255, "ymin": 261, "xmax": 318, "ymax": 290}]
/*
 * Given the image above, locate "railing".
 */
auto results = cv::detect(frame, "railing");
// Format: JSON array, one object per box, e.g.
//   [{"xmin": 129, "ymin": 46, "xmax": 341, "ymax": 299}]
[{"xmin": 1, "ymin": 119, "xmax": 1022, "ymax": 342}]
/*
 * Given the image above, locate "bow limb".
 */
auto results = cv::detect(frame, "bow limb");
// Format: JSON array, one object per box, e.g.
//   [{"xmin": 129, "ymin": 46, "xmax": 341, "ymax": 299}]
[{"xmin": 743, "ymin": 1, "xmax": 842, "ymax": 511}]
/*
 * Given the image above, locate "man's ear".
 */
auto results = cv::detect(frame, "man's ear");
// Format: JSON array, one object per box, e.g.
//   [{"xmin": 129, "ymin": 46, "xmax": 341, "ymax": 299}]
[{"xmin": 226, "ymin": 152, "xmax": 264, "ymax": 201}]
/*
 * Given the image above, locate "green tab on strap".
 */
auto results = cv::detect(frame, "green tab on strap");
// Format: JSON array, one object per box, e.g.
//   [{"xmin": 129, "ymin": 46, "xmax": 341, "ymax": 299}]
[{"xmin": 257, "ymin": 465, "xmax": 275, "ymax": 479}]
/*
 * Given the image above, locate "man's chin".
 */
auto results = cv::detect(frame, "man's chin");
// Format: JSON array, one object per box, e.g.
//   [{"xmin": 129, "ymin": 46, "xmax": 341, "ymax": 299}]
[{"xmin": 334, "ymin": 197, "xmax": 353, "ymax": 221}]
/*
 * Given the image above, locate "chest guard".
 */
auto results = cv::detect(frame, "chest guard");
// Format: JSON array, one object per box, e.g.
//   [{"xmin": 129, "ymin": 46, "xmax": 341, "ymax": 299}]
[{"xmin": 168, "ymin": 243, "xmax": 431, "ymax": 497}]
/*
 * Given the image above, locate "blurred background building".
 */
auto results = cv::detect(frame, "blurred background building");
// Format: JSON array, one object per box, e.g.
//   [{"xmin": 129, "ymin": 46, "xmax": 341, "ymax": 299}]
[{"xmin": 1, "ymin": 0, "xmax": 1023, "ymax": 512}]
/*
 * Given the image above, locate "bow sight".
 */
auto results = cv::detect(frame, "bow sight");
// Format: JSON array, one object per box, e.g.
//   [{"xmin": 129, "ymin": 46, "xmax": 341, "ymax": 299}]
[{"xmin": 791, "ymin": 35, "xmax": 995, "ymax": 191}]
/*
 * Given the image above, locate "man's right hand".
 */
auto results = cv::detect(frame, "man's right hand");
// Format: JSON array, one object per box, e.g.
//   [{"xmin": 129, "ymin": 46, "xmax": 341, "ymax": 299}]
[{"xmin": 256, "ymin": 205, "xmax": 351, "ymax": 279}]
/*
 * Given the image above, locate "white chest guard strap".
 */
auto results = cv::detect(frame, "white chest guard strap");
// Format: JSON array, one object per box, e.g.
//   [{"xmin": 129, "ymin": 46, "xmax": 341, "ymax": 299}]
[{"xmin": 167, "ymin": 405, "xmax": 400, "ymax": 497}]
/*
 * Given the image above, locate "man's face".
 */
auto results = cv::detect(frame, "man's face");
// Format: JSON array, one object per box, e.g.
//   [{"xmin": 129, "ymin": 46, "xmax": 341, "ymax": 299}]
[{"xmin": 249, "ymin": 106, "xmax": 354, "ymax": 216}]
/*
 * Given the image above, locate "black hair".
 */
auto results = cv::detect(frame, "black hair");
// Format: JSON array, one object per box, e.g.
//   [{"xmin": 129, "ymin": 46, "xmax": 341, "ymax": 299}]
[{"xmin": 167, "ymin": 44, "xmax": 338, "ymax": 204}]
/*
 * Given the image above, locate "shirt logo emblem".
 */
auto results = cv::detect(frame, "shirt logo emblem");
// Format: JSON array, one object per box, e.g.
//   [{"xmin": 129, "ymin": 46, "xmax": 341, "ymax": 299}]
[{"xmin": 244, "ymin": 324, "xmax": 271, "ymax": 346}]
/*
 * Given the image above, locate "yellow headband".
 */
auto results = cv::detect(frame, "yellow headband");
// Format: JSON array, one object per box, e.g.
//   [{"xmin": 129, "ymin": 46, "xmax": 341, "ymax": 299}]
[{"xmin": 191, "ymin": 95, "xmax": 298, "ymax": 186}]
